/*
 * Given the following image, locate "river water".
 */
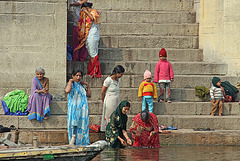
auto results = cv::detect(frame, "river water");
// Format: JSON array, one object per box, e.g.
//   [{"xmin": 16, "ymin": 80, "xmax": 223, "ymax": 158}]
[{"xmin": 92, "ymin": 145, "xmax": 240, "ymax": 161}]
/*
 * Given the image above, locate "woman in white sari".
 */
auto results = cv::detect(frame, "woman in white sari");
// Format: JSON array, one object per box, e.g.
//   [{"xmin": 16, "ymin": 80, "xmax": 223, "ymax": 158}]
[{"xmin": 100, "ymin": 65, "xmax": 125, "ymax": 131}]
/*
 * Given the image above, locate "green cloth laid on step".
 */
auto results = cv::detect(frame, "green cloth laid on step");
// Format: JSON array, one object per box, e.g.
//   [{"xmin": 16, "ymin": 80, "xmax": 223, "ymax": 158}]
[
  {"xmin": 3, "ymin": 90, "xmax": 29, "ymax": 113},
  {"xmin": 195, "ymin": 86, "xmax": 210, "ymax": 100},
  {"xmin": 221, "ymin": 81, "xmax": 239, "ymax": 100}
]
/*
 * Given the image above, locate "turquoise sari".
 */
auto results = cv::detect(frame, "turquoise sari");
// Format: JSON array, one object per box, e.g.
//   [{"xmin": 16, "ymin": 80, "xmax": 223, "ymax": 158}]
[{"xmin": 67, "ymin": 81, "xmax": 89, "ymax": 145}]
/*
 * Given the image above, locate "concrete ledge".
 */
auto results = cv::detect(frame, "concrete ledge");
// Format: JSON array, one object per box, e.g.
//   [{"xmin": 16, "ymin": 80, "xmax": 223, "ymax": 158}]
[
  {"xmin": 160, "ymin": 129, "xmax": 240, "ymax": 146},
  {"xmin": 0, "ymin": 130, "xmax": 105, "ymax": 145},
  {"xmin": 2, "ymin": 129, "xmax": 240, "ymax": 146},
  {"xmin": 2, "ymin": 114, "xmax": 240, "ymax": 131}
]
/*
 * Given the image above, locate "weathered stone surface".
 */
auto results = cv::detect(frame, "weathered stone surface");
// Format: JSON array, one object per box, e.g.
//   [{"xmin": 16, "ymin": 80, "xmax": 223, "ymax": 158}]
[
  {"xmin": 104, "ymin": 11, "xmax": 196, "ymax": 24},
  {"xmin": 0, "ymin": 0, "xmax": 67, "ymax": 101},
  {"xmin": 16, "ymin": 130, "xmax": 105, "ymax": 145},
  {"xmin": 160, "ymin": 129, "xmax": 240, "ymax": 146},
  {"xmin": 91, "ymin": 0, "xmax": 194, "ymax": 12},
  {"xmin": 99, "ymin": 36, "xmax": 199, "ymax": 49},
  {"xmin": 157, "ymin": 115, "xmax": 240, "ymax": 130}
]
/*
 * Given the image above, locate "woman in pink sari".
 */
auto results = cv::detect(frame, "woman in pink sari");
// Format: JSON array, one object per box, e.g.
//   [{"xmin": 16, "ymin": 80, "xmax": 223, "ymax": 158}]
[
  {"xmin": 130, "ymin": 110, "xmax": 161, "ymax": 148},
  {"xmin": 74, "ymin": 2, "xmax": 102, "ymax": 78}
]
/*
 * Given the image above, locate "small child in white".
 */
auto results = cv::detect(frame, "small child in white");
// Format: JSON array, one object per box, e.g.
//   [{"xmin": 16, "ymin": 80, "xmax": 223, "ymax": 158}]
[
  {"xmin": 210, "ymin": 77, "xmax": 224, "ymax": 116},
  {"xmin": 138, "ymin": 70, "xmax": 157, "ymax": 113}
]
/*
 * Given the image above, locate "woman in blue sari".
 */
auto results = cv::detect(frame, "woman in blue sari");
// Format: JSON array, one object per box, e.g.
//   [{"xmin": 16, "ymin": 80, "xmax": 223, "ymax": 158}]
[
  {"xmin": 65, "ymin": 69, "xmax": 91, "ymax": 145},
  {"xmin": 27, "ymin": 67, "xmax": 52, "ymax": 122}
]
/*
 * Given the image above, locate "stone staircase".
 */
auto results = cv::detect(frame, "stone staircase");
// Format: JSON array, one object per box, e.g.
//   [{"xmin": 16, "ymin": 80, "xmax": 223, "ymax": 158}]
[{"xmin": 1, "ymin": 0, "xmax": 240, "ymax": 146}]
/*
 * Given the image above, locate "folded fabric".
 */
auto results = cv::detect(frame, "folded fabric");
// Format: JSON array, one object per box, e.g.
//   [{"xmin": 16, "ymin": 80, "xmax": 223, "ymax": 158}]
[
  {"xmin": 3, "ymin": 90, "xmax": 29, "ymax": 113},
  {"xmin": 89, "ymin": 124, "xmax": 101, "ymax": 133},
  {"xmin": 167, "ymin": 126, "xmax": 178, "ymax": 130},
  {"xmin": 195, "ymin": 86, "xmax": 210, "ymax": 100},
  {"xmin": 1, "ymin": 100, "xmax": 28, "ymax": 116}
]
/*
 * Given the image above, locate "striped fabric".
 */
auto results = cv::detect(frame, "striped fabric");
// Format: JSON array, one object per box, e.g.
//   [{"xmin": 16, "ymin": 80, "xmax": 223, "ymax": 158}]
[
  {"xmin": 27, "ymin": 77, "xmax": 51, "ymax": 122},
  {"xmin": 210, "ymin": 86, "xmax": 224, "ymax": 100}
]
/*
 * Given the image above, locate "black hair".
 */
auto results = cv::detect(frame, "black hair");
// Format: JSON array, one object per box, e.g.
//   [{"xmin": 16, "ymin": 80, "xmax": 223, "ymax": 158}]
[
  {"xmin": 111, "ymin": 65, "xmax": 125, "ymax": 76},
  {"xmin": 141, "ymin": 110, "xmax": 150, "ymax": 122},
  {"xmin": 81, "ymin": 2, "xmax": 93, "ymax": 8},
  {"xmin": 72, "ymin": 69, "xmax": 83, "ymax": 76},
  {"xmin": 123, "ymin": 101, "xmax": 130, "ymax": 108}
]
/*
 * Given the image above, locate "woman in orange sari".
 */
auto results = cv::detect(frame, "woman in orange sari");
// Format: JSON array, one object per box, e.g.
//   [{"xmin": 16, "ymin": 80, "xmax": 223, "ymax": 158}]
[
  {"xmin": 130, "ymin": 110, "xmax": 161, "ymax": 148},
  {"xmin": 74, "ymin": 2, "xmax": 102, "ymax": 78}
]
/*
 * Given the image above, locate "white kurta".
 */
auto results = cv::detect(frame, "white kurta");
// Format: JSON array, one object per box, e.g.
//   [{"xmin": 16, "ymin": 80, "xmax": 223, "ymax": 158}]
[{"xmin": 100, "ymin": 77, "xmax": 121, "ymax": 131}]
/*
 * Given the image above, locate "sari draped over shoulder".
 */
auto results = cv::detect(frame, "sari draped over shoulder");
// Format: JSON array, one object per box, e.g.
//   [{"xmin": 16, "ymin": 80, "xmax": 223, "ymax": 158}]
[
  {"xmin": 27, "ymin": 77, "xmax": 52, "ymax": 122},
  {"xmin": 67, "ymin": 81, "xmax": 90, "ymax": 145},
  {"xmin": 130, "ymin": 112, "xmax": 161, "ymax": 148},
  {"xmin": 105, "ymin": 101, "xmax": 128, "ymax": 148},
  {"xmin": 74, "ymin": 8, "xmax": 102, "ymax": 78},
  {"xmin": 74, "ymin": 8, "xmax": 101, "ymax": 52}
]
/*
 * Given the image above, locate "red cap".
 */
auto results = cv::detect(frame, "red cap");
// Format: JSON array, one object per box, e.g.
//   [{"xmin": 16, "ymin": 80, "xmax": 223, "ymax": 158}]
[{"xmin": 159, "ymin": 48, "xmax": 167, "ymax": 57}]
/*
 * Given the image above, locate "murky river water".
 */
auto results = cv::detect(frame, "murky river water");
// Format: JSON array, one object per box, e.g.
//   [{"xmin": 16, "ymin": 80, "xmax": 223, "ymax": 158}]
[{"xmin": 92, "ymin": 145, "xmax": 240, "ymax": 161}]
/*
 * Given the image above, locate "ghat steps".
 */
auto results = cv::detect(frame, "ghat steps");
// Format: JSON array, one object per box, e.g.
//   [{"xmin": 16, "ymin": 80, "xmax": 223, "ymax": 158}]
[{"xmin": 1, "ymin": 0, "xmax": 239, "ymax": 146}]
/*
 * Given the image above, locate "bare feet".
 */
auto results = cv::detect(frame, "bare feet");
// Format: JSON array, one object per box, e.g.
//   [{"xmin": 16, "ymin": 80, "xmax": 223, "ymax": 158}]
[
  {"xmin": 167, "ymin": 101, "xmax": 171, "ymax": 103},
  {"xmin": 219, "ymin": 113, "xmax": 222, "ymax": 116},
  {"xmin": 211, "ymin": 113, "xmax": 214, "ymax": 116},
  {"xmin": 44, "ymin": 115, "xmax": 49, "ymax": 120}
]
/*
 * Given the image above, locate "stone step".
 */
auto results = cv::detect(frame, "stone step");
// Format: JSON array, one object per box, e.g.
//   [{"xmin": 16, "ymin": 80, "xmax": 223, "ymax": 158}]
[
  {"xmin": 98, "ymin": 48, "xmax": 203, "ymax": 62},
  {"xmin": 2, "ymin": 114, "xmax": 240, "ymax": 130},
  {"xmin": 3, "ymin": 129, "xmax": 240, "ymax": 146},
  {"xmin": 0, "ymin": 130, "xmax": 105, "ymax": 145},
  {"xmin": 99, "ymin": 11, "xmax": 196, "ymax": 24},
  {"xmin": 159, "ymin": 129, "xmax": 240, "ymax": 146},
  {"xmin": 68, "ymin": 22, "xmax": 199, "ymax": 37},
  {"xmin": 82, "ymin": 75, "xmax": 239, "ymax": 89},
  {"xmin": 67, "ymin": 61, "xmax": 227, "ymax": 76},
  {"xmin": 90, "ymin": 0, "xmax": 195, "ymax": 12},
  {"xmin": 99, "ymin": 36, "xmax": 199, "ymax": 49},
  {"xmin": 85, "ymin": 88, "xmax": 199, "ymax": 102},
  {"xmin": 1, "ymin": 101, "xmax": 239, "ymax": 117},
  {"xmin": 100, "ymin": 23, "xmax": 199, "ymax": 36}
]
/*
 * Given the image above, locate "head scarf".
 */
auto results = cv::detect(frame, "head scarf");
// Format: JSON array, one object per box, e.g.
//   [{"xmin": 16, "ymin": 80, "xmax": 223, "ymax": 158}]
[
  {"xmin": 105, "ymin": 100, "xmax": 130, "ymax": 148},
  {"xmin": 113, "ymin": 100, "xmax": 129, "ymax": 130},
  {"xmin": 212, "ymin": 77, "xmax": 221, "ymax": 88}
]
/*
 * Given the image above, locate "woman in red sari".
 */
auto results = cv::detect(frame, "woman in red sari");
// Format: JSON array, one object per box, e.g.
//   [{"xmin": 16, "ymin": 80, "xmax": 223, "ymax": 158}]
[
  {"xmin": 130, "ymin": 110, "xmax": 161, "ymax": 148},
  {"xmin": 74, "ymin": 2, "xmax": 102, "ymax": 78}
]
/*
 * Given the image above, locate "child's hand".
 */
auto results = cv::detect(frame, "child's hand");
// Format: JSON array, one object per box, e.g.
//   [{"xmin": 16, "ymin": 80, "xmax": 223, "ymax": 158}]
[
  {"xmin": 139, "ymin": 97, "xmax": 142, "ymax": 100},
  {"xmin": 211, "ymin": 99, "xmax": 215, "ymax": 105},
  {"xmin": 171, "ymin": 78, "xmax": 174, "ymax": 82}
]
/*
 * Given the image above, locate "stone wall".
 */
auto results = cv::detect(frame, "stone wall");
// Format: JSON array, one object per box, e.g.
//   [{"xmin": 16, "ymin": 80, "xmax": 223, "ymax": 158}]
[
  {"xmin": 199, "ymin": 0, "xmax": 240, "ymax": 76},
  {"xmin": 0, "ymin": 0, "xmax": 67, "ymax": 100}
]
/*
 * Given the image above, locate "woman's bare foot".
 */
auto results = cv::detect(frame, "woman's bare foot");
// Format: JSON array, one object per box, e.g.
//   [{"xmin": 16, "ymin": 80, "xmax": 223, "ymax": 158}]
[
  {"xmin": 211, "ymin": 113, "xmax": 214, "ymax": 116},
  {"xmin": 219, "ymin": 113, "xmax": 222, "ymax": 116},
  {"xmin": 44, "ymin": 115, "xmax": 49, "ymax": 120}
]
